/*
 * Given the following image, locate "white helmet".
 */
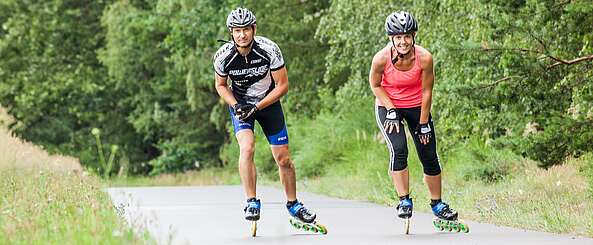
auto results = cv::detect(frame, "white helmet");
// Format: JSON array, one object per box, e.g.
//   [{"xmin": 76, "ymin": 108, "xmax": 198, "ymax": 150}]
[{"xmin": 226, "ymin": 8, "xmax": 256, "ymax": 29}]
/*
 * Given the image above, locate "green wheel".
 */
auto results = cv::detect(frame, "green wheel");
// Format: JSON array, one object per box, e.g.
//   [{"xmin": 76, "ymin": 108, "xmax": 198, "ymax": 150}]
[
  {"xmin": 304, "ymin": 224, "xmax": 312, "ymax": 231},
  {"xmin": 290, "ymin": 219, "xmax": 303, "ymax": 229},
  {"xmin": 459, "ymin": 223, "xmax": 470, "ymax": 233},
  {"xmin": 432, "ymin": 219, "xmax": 440, "ymax": 229},
  {"xmin": 451, "ymin": 223, "xmax": 460, "ymax": 232},
  {"xmin": 316, "ymin": 224, "xmax": 328, "ymax": 234},
  {"xmin": 444, "ymin": 221, "xmax": 452, "ymax": 231}
]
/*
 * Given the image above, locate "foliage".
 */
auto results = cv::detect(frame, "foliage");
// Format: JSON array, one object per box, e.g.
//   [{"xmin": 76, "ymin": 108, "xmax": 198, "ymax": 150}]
[
  {"xmin": 0, "ymin": 0, "xmax": 592, "ymax": 174},
  {"xmin": 317, "ymin": 0, "xmax": 593, "ymax": 168},
  {"xmin": 0, "ymin": 0, "xmax": 147, "ymax": 174},
  {"xmin": 449, "ymin": 138, "xmax": 519, "ymax": 183}
]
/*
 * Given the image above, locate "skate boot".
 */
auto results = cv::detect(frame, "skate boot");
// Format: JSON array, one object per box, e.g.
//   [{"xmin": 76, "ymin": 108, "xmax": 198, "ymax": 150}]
[
  {"xmin": 287, "ymin": 200, "xmax": 327, "ymax": 234},
  {"xmin": 244, "ymin": 198, "xmax": 261, "ymax": 221},
  {"xmin": 397, "ymin": 198, "xmax": 413, "ymax": 219},
  {"xmin": 397, "ymin": 198, "xmax": 413, "ymax": 234},
  {"xmin": 431, "ymin": 201, "xmax": 469, "ymax": 233},
  {"xmin": 244, "ymin": 198, "xmax": 260, "ymax": 237}
]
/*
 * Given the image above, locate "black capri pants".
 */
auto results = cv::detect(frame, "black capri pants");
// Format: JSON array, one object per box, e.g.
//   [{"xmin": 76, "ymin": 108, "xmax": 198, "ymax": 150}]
[{"xmin": 375, "ymin": 106, "xmax": 441, "ymax": 176}]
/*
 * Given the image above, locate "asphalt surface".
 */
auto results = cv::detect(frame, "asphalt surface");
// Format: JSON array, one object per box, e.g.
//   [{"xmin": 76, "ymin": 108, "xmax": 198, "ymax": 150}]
[{"xmin": 106, "ymin": 185, "xmax": 592, "ymax": 245}]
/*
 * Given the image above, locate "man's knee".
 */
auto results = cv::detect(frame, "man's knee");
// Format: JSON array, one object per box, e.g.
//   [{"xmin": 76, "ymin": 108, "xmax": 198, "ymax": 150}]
[
  {"xmin": 275, "ymin": 153, "xmax": 293, "ymax": 169},
  {"xmin": 239, "ymin": 142, "xmax": 255, "ymax": 157}
]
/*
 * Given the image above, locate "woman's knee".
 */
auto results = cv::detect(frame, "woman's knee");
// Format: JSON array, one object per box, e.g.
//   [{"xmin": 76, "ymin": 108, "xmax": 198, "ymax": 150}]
[
  {"xmin": 388, "ymin": 146, "xmax": 408, "ymax": 171},
  {"xmin": 421, "ymin": 159, "xmax": 441, "ymax": 176}
]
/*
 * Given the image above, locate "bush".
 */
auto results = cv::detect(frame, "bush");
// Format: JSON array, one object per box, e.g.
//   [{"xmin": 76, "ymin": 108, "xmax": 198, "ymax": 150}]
[{"xmin": 450, "ymin": 138, "xmax": 519, "ymax": 183}]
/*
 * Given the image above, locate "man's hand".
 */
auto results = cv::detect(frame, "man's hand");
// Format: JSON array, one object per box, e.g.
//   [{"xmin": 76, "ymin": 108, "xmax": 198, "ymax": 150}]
[
  {"xmin": 236, "ymin": 104, "xmax": 258, "ymax": 121},
  {"xmin": 383, "ymin": 108, "xmax": 400, "ymax": 134},
  {"xmin": 415, "ymin": 122, "xmax": 431, "ymax": 144},
  {"xmin": 232, "ymin": 103, "xmax": 242, "ymax": 115}
]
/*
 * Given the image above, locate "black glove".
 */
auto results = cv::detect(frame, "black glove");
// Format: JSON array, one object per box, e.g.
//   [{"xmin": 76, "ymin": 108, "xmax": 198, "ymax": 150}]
[
  {"xmin": 415, "ymin": 122, "xmax": 432, "ymax": 144},
  {"xmin": 383, "ymin": 108, "xmax": 400, "ymax": 134},
  {"xmin": 232, "ymin": 103, "xmax": 242, "ymax": 115},
  {"xmin": 236, "ymin": 104, "xmax": 258, "ymax": 121}
]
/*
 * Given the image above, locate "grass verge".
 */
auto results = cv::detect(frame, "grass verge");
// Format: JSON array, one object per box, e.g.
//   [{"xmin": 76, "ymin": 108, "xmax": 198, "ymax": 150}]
[
  {"xmin": 296, "ymin": 142, "xmax": 593, "ymax": 237},
  {"xmin": 0, "ymin": 167, "xmax": 149, "ymax": 244},
  {"xmin": 108, "ymin": 166, "xmax": 239, "ymax": 187}
]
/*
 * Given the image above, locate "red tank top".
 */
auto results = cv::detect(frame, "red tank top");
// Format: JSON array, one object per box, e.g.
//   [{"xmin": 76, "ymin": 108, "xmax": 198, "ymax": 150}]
[{"xmin": 375, "ymin": 46, "xmax": 423, "ymax": 108}]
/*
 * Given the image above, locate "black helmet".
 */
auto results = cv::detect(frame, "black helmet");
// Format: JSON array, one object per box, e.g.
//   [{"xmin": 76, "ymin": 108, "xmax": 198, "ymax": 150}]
[
  {"xmin": 385, "ymin": 11, "xmax": 418, "ymax": 35},
  {"xmin": 226, "ymin": 7, "xmax": 256, "ymax": 29}
]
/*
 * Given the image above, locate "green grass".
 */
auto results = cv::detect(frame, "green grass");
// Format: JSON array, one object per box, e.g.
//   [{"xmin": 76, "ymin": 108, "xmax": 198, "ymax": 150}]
[
  {"xmin": 108, "ymin": 166, "xmax": 240, "ymax": 187},
  {"xmin": 295, "ymin": 140, "xmax": 593, "ymax": 237},
  {"xmin": 1, "ymin": 108, "xmax": 151, "ymax": 244},
  {"xmin": 0, "ymin": 167, "xmax": 150, "ymax": 244}
]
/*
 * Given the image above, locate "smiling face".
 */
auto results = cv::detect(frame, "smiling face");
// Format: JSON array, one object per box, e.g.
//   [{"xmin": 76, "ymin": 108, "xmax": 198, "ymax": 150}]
[
  {"xmin": 231, "ymin": 26, "xmax": 256, "ymax": 48},
  {"xmin": 391, "ymin": 33, "xmax": 415, "ymax": 54}
]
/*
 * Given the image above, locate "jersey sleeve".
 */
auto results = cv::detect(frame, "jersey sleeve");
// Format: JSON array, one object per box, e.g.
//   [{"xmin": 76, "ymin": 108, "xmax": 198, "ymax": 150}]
[
  {"xmin": 213, "ymin": 44, "xmax": 231, "ymax": 76},
  {"xmin": 269, "ymin": 41, "xmax": 285, "ymax": 71}
]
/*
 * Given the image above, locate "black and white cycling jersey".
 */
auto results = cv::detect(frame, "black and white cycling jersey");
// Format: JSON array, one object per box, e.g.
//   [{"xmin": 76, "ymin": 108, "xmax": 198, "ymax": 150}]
[{"xmin": 213, "ymin": 36, "xmax": 285, "ymax": 104}]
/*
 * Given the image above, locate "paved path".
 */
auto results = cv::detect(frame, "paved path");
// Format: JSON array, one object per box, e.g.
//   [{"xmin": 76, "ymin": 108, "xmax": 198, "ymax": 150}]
[{"xmin": 106, "ymin": 185, "xmax": 592, "ymax": 245}]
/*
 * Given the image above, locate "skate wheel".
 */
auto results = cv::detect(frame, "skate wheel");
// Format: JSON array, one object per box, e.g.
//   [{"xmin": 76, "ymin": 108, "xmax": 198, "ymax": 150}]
[
  {"xmin": 316, "ymin": 224, "xmax": 328, "ymax": 234},
  {"xmin": 251, "ymin": 221, "xmax": 257, "ymax": 237},
  {"xmin": 451, "ymin": 223, "xmax": 460, "ymax": 232},
  {"xmin": 289, "ymin": 218, "xmax": 302, "ymax": 229},
  {"xmin": 459, "ymin": 223, "xmax": 470, "ymax": 233},
  {"xmin": 432, "ymin": 219, "xmax": 440, "ymax": 229},
  {"xmin": 446, "ymin": 221, "xmax": 453, "ymax": 231},
  {"xmin": 299, "ymin": 223, "xmax": 308, "ymax": 231}
]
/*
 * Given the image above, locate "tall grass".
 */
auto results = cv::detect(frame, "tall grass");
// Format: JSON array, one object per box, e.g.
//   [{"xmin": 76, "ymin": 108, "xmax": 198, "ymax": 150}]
[
  {"xmin": 0, "ymin": 168, "xmax": 147, "ymax": 244},
  {"xmin": 0, "ymin": 108, "xmax": 80, "ymax": 172},
  {"xmin": 1, "ymin": 107, "xmax": 148, "ymax": 244}
]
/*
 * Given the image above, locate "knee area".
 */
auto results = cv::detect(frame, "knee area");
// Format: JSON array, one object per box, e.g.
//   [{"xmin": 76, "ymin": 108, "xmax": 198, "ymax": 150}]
[
  {"xmin": 390, "ymin": 151, "xmax": 408, "ymax": 172},
  {"xmin": 422, "ymin": 164, "xmax": 441, "ymax": 176},
  {"xmin": 276, "ymin": 155, "xmax": 294, "ymax": 169},
  {"xmin": 393, "ymin": 148, "xmax": 407, "ymax": 158},
  {"xmin": 420, "ymin": 155, "xmax": 440, "ymax": 175},
  {"xmin": 391, "ymin": 150, "xmax": 407, "ymax": 163},
  {"xmin": 391, "ymin": 161, "xmax": 408, "ymax": 172},
  {"xmin": 239, "ymin": 144, "xmax": 255, "ymax": 156}
]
